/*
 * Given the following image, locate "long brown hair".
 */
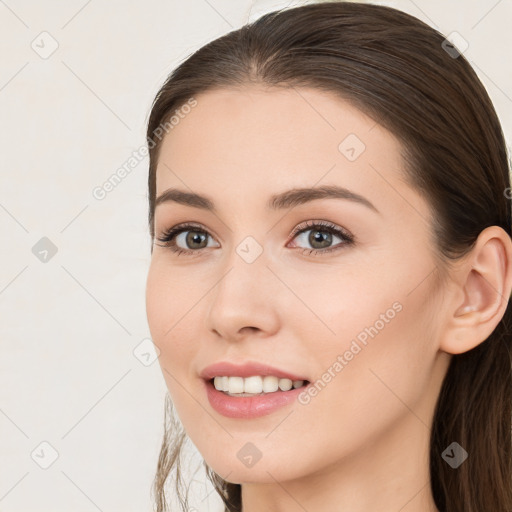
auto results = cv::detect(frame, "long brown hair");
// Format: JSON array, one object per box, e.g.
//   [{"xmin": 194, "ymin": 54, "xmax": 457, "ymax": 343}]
[{"xmin": 145, "ymin": 2, "xmax": 512, "ymax": 511}]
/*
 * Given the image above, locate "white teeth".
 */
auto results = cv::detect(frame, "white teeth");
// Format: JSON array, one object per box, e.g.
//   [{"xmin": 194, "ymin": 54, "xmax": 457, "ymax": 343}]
[
  {"xmin": 278, "ymin": 378, "xmax": 293, "ymax": 391},
  {"xmin": 213, "ymin": 375, "xmax": 306, "ymax": 395},
  {"xmin": 244, "ymin": 376, "xmax": 263, "ymax": 393},
  {"xmin": 262, "ymin": 376, "xmax": 279, "ymax": 393},
  {"xmin": 229, "ymin": 376, "xmax": 244, "ymax": 394}
]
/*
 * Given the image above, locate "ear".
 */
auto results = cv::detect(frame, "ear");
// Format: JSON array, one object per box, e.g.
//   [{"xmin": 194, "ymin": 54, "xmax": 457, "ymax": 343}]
[{"xmin": 439, "ymin": 226, "xmax": 512, "ymax": 355}]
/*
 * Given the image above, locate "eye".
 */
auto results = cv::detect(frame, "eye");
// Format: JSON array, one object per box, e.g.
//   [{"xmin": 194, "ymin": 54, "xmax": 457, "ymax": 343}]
[
  {"xmin": 154, "ymin": 223, "xmax": 219, "ymax": 256},
  {"xmin": 154, "ymin": 220, "xmax": 354, "ymax": 257},
  {"xmin": 287, "ymin": 220, "xmax": 354, "ymax": 256}
]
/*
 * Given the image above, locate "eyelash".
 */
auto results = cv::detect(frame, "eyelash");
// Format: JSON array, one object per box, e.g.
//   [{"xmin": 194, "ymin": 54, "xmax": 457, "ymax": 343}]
[{"xmin": 154, "ymin": 220, "xmax": 354, "ymax": 257}]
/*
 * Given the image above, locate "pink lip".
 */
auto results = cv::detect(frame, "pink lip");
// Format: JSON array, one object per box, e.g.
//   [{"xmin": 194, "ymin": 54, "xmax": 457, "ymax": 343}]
[
  {"xmin": 199, "ymin": 361, "xmax": 308, "ymax": 381},
  {"xmin": 203, "ymin": 379, "xmax": 309, "ymax": 419},
  {"xmin": 199, "ymin": 361, "xmax": 310, "ymax": 419}
]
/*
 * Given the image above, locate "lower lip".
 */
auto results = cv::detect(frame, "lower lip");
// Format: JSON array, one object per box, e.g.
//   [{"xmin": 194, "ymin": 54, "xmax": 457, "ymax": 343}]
[{"xmin": 204, "ymin": 378, "xmax": 309, "ymax": 419}]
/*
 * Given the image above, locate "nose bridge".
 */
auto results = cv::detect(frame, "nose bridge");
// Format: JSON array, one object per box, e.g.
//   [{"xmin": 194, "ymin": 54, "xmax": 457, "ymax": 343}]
[
  {"xmin": 213, "ymin": 237, "xmax": 270, "ymax": 309},
  {"xmin": 206, "ymin": 235, "xmax": 280, "ymax": 338}
]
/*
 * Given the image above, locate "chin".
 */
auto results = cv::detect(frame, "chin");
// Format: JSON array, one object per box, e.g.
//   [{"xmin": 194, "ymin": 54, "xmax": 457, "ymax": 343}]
[{"xmin": 202, "ymin": 453, "xmax": 306, "ymax": 485}]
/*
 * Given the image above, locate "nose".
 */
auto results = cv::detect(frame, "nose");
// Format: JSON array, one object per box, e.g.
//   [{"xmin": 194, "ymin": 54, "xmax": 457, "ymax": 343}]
[{"xmin": 205, "ymin": 247, "xmax": 281, "ymax": 342}]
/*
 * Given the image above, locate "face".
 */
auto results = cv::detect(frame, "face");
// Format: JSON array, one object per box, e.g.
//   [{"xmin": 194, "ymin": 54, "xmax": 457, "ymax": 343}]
[{"xmin": 145, "ymin": 85, "xmax": 451, "ymax": 484}]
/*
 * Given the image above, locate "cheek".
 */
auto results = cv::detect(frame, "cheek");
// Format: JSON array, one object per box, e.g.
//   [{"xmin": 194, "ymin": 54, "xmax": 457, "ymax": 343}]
[
  {"xmin": 308, "ymin": 253, "xmax": 439, "ymax": 361},
  {"xmin": 145, "ymin": 260, "xmax": 168, "ymax": 335},
  {"xmin": 145, "ymin": 261, "xmax": 198, "ymax": 373},
  {"xmin": 292, "ymin": 300, "xmax": 436, "ymax": 469},
  {"xmin": 146, "ymin": 259, "xmax": 196, "ymax": 336},
  {"xmin": 321, "ymin": 287, "xmax": 438, "ymax": 422},
  {"xmin": 280, "ymin": 263, "xmax": 402, "ymax": 353},
  {"xmin": 297, "ymin": 262, "xmax": 439, "ymax": 414}
]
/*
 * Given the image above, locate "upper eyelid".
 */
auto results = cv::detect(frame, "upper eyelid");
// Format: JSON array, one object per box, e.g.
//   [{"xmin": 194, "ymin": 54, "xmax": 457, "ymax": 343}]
[
  {"xmin": 289, "ymin": 220, "xmax": 353, "ymax": 238},
  {"xmin": 160, "ymin": 220, "xmax": 345, "ymax": 234}
]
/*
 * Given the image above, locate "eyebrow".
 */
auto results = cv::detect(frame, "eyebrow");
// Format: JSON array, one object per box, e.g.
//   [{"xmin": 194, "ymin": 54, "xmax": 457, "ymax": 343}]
[{"xmin": 154, "ymin": 185, "xmax": 379, "ymax": 214}]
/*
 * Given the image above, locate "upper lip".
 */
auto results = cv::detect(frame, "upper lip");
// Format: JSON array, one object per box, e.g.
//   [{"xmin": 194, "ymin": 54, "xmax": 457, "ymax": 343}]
[{"xmin": 200, "ymin": 361, "xmax": 309, "ymax": 382}]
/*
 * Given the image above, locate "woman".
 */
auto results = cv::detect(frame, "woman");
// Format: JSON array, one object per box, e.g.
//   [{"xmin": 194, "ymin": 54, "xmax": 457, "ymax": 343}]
[{"xmin": 144, "ymin": 2, "xmax": 512, "ymax": 511}]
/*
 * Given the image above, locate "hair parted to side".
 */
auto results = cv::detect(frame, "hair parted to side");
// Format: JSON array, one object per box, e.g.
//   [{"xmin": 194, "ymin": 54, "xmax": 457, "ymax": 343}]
[{"xmin": 145, "ymin": 2, "xmax": 512, "ymax": 511}]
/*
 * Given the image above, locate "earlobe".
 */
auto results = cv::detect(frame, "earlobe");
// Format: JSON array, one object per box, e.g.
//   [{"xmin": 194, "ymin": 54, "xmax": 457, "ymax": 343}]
[{"xmin": 440, "ymin": 226, "xmax": 512, "ymax": 355}]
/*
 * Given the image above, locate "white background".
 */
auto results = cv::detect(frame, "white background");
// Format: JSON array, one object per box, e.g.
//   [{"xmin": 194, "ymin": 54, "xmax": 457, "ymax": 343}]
[{"xmin": 0, "ymin": 0, "xmax": 510, "ymax": 511}]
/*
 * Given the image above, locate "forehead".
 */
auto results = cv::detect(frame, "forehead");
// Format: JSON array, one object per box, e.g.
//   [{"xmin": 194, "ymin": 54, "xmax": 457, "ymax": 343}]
[
  {"xmin": 160, "ymin": 85, "xmax": 393, "ymax": 158},
  {"xmin": 154, "ymin": 85, "xmax": 425, "ymax": 220}
]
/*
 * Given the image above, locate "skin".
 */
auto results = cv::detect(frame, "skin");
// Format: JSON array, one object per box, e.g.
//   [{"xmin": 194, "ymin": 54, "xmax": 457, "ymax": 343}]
[{"xmin": 145, "ymin": 85, "xmax": 512, "ymax": 512}]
